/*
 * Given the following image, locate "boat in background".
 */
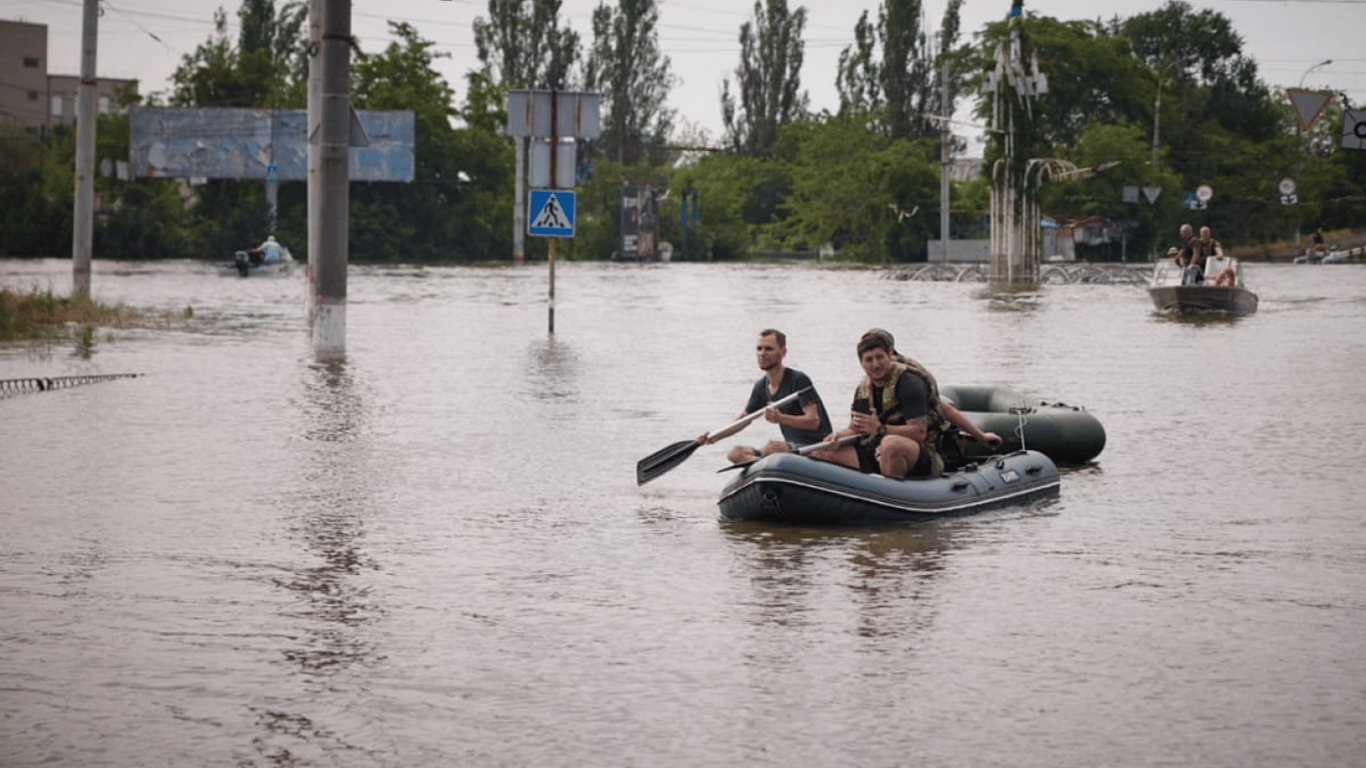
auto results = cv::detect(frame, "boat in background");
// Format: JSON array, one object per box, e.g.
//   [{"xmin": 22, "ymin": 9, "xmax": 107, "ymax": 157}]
[
  {"xmin": 1147, "ymin": 255, "xmax": 1257, "ymax": 315},
  {"xmin": 218, "ymin": 247, "xmax": 297, "ymax": 278},
  {"xmin": 939, "ymin": 384, "xmax": 1106, "ymax": 465}
]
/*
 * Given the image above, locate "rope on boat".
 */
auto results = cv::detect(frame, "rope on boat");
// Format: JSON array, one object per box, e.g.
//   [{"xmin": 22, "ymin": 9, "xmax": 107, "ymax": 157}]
[
  {"xmin": 1009, "ymin": 400, "xmax": 1033, "ymax": 453},
  {"xmin": 0, "ymin": 373, "xmax": 142, "ymax": 398}
]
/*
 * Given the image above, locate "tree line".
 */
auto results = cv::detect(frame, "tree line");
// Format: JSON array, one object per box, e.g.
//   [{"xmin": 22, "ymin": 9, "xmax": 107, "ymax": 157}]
[{"xmin": 0, "ymin": 0, "xmax": 1360, "ymax": 264}]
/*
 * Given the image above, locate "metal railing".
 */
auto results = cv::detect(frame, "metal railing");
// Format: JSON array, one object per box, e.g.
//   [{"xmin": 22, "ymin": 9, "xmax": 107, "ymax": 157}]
[{"xmin": 1, "ymin": 373, "xmax": 141, "ymax": 398}]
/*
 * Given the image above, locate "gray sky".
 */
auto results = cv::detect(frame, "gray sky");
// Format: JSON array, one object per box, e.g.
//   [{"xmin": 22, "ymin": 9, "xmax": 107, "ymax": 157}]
[{"xmin": 10, "ymin": 0, "xmax": 1364, "ymax": 149}]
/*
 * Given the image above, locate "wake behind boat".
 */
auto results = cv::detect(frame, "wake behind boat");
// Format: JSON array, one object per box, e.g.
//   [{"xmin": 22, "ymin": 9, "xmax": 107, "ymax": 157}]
[
  {"xmin": 1147, "ymin": 255, "xmax": 1257, "ymax": 315},
  {"xmin": 718, "ymin": 449, "xmax": 1059, "ymax": 525}
]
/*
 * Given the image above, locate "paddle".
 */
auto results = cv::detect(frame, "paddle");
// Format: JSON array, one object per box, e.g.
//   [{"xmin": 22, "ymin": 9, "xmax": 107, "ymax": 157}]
[
  {"xmin": 716, "ymin": 433, "xmax": 861, "ymax": 473},
  {"xmin": 636, "ymin": 387, "xmax": 810, "ymax": 485}
]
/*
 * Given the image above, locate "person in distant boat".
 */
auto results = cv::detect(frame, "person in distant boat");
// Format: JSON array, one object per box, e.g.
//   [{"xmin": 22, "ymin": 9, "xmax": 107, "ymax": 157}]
[
  {"xmin": 1311, "ymin": 228, "xmax": 1325, "ymax": 258},
  {"xmin": 698, "ymin": 328, "xmax": 832, "ymax": 464},
  {"xmin": 250, "ymin": 235, "xmax": 282, "ymax": 265},
  {"xmin": 1185, "ymin": 226, "xmax": 1223, "ymax": 283},
  {"xmin": 1176, "ymin": 224, "xmax": 1195, "ymax": 265},
  {"xmin": 1209, "ymin": 262, "xmax": 1238, "ymax": 288},
  {"xmin": 810, "ymin": 329, "xmax": 1000, "ymax": 479}
]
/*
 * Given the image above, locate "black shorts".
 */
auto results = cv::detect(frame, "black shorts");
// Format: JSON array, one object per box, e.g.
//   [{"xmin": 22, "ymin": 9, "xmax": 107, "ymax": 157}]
[{"xmin": 854, "ymin": 440, "xmax": 932, "ymax": 477}]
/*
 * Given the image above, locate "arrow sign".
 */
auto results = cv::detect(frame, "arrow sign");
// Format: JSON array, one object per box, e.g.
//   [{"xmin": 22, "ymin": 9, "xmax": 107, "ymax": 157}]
[{"xmin": 1288, "ymin": 88, "xmax": 1333, "ymax": 132}]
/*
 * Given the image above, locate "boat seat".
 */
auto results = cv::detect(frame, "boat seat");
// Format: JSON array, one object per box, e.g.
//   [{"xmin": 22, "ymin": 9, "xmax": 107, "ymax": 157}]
[{"xmin": 1205, "ymin": 255, "xmax": 1232, "ymax": 278}]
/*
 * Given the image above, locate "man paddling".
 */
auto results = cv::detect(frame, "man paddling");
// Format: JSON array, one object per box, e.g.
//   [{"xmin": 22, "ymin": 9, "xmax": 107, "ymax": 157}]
[{"xmin": 698, "ymin": 328, "xmax": 832, "ymax": 464}]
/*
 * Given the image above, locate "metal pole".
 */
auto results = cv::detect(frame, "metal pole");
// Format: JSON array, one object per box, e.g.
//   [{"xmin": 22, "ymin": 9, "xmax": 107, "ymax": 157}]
[
  {"xmin": 548, "ymin": 90, "xmax": 558, "ymax": 334},
  {"xmin": 71, "ymin": 0, "xmax": 99, "ymax": 298},
  {"xmin": 1151, "ymin": 77, "xmax": 1162, "ymax": 166},
  {"xmin": 312, "ymin": 0, "xmax": 350, "ymax": 356},
  {"xmin": 266, "ymin": 110, "xmax": 278, "ymax": 233},
  {"xmin": 940, "ymin": 50, "xmax": 951, "ymax": 264},
  {"xmin": 514, "ymin": 137, "xmax": 525, "ymax": 264}
]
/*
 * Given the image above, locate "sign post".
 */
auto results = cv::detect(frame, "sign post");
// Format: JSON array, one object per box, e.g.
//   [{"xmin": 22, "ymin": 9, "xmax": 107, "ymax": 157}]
[{"xmin": 506, "ymin": 90, "xmax": 600, "ymax": 334}]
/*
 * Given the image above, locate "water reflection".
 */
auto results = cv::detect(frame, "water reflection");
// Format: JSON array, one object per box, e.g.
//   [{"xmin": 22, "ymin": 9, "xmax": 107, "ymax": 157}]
[
  {"xmin": 254, "ymin": 359, "xmax": 385, "ymax": 764},
  {"xmin": 720, "ymin": 521, "xmax": 958, "ymax": 643},
  {"xmin": 977, "ymin": 283, "xmax": 1044, "ymax": 312},
  {"xmin": 524, "ymin": 336, "xmax": 580, "ymax": 403}
]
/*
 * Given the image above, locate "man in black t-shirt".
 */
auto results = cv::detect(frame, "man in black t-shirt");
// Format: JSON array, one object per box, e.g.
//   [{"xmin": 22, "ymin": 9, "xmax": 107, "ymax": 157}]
[{"xmin": 699, "ymin": 329, "xmax": 832, "ymax": 464}]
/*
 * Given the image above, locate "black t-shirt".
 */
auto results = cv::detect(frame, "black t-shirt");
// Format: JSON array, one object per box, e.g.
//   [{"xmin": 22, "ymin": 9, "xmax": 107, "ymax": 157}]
[
  {"xmin": 744, "ymin": 368, "xmax": 832, "ymax": 446},
  {"xmin": 852, "ymin": 371, "xmax": 929, "ymax": 424}
]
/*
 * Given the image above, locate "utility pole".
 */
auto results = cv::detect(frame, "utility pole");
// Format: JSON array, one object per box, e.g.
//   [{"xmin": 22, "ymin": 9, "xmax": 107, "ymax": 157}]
[
  {"xmin": 71, "ymin": 0, "xmax": 99, "ymax": 298},
  {"xmin": 310, "ymin": 0, "xmax": 351, "ymax": 356}
]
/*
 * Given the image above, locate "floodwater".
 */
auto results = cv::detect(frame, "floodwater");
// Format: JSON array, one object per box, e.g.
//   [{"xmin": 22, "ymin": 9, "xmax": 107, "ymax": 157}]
[{"xmin": 2, "ymin": 258, "xmax": 1363, "ymax": 768}]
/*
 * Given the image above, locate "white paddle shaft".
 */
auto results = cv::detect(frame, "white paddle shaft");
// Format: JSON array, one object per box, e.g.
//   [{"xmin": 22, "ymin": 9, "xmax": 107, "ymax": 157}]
[{"xmin": 706, "ymin": 387, "xmax": 809, "ymax": 443}]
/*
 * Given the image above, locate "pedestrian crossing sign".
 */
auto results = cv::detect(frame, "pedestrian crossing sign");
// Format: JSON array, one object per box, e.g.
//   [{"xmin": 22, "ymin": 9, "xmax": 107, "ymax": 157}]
[{"xmin": 528, "ymin": 189, "xmax": 576, "ymax": 237}]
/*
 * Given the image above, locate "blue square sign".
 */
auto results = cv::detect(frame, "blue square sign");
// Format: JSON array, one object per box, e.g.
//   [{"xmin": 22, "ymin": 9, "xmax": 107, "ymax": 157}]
[{"xmin": 528, "ymin": 189, "xmax": 576, "ymax": 237}]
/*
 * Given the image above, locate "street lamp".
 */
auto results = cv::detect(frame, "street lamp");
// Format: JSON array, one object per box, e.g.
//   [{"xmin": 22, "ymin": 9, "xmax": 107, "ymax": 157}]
[
  {"xmin": 1151, "ymin": 56, "xmax": 1196, "ymax": 165},
  {"xmin": 1299, "ymin": 59, "xmax": 1332, "ymax": 88}
]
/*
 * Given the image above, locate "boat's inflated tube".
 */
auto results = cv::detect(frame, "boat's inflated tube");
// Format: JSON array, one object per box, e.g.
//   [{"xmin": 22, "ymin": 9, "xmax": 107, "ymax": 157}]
[{"xmin": 940, "ymin": 384, "xmax": 1106, "ymax": 465}]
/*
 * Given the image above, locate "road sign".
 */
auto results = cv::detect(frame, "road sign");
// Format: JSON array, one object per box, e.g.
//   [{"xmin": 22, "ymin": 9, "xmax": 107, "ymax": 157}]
[
  {"xmin": 1181, "ymin": 192, "xmax": 1205, "ymax": 210},
  {"xmin": 1344, "ymin": 109, "xmax": 1366, "ymax": 151},
  {"xmin": 1281, "ymin": 194, "xmax": 1298, "ymax": 205},
  {"xmin": 1277, "ymin": 177, "xmax": 1297, "ymax": 196},
  {"xmin": 1287, "ymin": 88, "xmax": 1333, "ymax": 132},
  {"xmin": 1196, "ymin": 184, "xmax": 1213, "ymax": 202},
  {"xmin": 528, "ymin": 190, "xmax": 576, "ymax": 237}
]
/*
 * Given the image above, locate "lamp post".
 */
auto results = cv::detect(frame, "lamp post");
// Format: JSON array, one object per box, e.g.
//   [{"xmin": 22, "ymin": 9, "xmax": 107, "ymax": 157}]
[
  {"xmin": 1151, "ymin": 56, "xmax": 1195, "ymax": 166},
  {"xmin": 1299, "ymin": 59, "xmax": 1332, "ymax": 88}
]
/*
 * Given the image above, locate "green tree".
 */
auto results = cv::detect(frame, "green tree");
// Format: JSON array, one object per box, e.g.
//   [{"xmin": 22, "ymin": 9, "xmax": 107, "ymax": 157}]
[
  {"xmin": 764, "ymin": 114, "xmax": 940, "ymax": 261},
  {"xmin": 170, "ymin": 7, "xmax": 286, "ymax": 108},
  {"xmin": 350, "ymin": 23, "xmax": 514, "ymax": 261},
  {"xmin": 473, "ymin": 0, "xmax": 582, "ymax": 89},
  {"xmin": 584, "ymin": 0, "xmax": 676, "ymax": 165},
  {"xmin": 721, "ymin": 0, "xmax": 808, "ymax": 155},
  {"xmin": 837, "ymin": 0, "xmax": 965, "ymax": 141},
  {"xmin": 0, "ymin": 127, "xmax": 67, "ymax": 256}
]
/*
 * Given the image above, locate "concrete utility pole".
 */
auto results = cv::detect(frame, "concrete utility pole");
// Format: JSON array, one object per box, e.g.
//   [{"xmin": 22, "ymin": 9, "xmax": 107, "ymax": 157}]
[
  {"xmin": 71, "ymin": 0, "xmax": 99, "ymax": 298},
  {"xmin": 311, "ymin": 0, "xmax": 351, "ymax": 356},
  {"xmin": 306, "ymin": 0, "xmax": 322, "ymax": 322}
]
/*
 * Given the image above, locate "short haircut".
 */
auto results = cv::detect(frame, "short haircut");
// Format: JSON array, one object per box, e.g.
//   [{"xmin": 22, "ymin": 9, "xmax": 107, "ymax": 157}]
[
  {"xmin": 857, "ymin": 329, "xmax": 892, "ymax": 357},
  {"xmin": 759, "ymin": 328, "xmax": 786, "ymax": 348}
]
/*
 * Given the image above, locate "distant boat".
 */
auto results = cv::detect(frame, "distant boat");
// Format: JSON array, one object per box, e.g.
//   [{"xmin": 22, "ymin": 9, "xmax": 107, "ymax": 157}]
[
  {"xmin": 1147, "ymin": 256, "xmax": 1258, "ymax": 316},
  {"xmin": 218, "ymin": 247, "xmax": 297, "ymax": 278}
]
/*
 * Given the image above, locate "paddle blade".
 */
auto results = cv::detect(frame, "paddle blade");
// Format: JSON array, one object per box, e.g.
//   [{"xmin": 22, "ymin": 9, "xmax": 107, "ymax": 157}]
[{"xmin": 636, "ymin": 440, "xmax": 700, "ymax": 485}]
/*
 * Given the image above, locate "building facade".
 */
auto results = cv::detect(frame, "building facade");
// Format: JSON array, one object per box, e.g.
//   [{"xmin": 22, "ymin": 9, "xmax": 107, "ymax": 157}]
[{"xmin": 1, "ymin": 19, "xmax": 136, "ymax": 136}]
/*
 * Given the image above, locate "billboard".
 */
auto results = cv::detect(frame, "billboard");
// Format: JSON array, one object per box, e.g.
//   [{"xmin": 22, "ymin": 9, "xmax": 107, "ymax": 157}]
[{"xmin": 128, "ymin": 107, "xmax": 415, "ymax": 182}]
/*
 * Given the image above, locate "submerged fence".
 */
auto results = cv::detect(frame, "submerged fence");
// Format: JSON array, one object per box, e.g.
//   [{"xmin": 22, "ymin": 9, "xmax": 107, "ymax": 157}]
[{"xmin": 1, "ymin": 373, "xmax": 141, "ymax": 398}]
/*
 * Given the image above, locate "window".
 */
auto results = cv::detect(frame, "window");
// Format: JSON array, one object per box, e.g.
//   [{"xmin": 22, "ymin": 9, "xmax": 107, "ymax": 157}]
[
  {"xmin": 52, "ymin": 95, "xmax": 63, "ymax": 117},
  {"xmin": 23, "ymin": 57, "xmax": 40, "ymax": 68},
  {"xmin": 27, "ymin": 90, "xmax": 39, "ymax": 101},
  {"xmin": 98, "ymin": 95, "xmax": 110, "ymax": 113}
]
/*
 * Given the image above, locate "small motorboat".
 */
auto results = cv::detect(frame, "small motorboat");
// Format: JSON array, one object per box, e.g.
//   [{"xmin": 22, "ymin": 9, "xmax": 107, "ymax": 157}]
[
  {"xmin": 1147, "ymin": 255, "xmax": 1257, "ymax": 315},
  {"xmin": 939, "ymin": 384, "xmax": 1106, "ymax": 465},
  {"xmin": 718, "ymin": 449, "xmax": 1059, "ymax": 525},
  {"xmin": 218, "ymin": 247, "xmax": 296, "ymax": 278},
  {"xmin": 1320, "ymin": 248, "xmax": 1346, "ymax": 265}
]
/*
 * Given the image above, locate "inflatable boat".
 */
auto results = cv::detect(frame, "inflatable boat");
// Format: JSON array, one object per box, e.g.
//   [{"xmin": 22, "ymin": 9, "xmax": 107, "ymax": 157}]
[
  {"xmin": 940, "ymin": 384, "xmax": 1106, "ymax": 465},
  {"xmin": 718, "ymin": 449, "xmax": 1059, "ymax": 525}
]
